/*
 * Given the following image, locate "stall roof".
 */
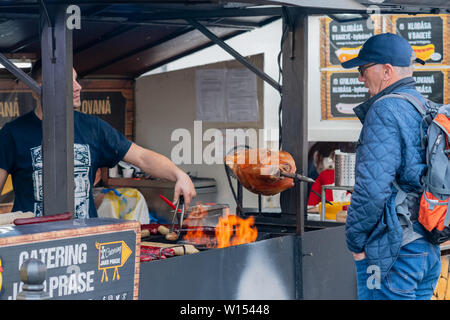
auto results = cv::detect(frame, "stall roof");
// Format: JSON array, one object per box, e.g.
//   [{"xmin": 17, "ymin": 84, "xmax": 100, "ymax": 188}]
[{"xmin": 0, "ymin": 0, "xmax": 448, "ymax": 79}]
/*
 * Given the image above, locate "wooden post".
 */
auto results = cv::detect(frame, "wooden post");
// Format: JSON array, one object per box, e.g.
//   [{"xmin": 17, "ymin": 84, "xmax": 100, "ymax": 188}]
[
  {"xmin": 40, "ymin": 4, "xmax": 74, "ymax": 216},
  {"xmin": 280, "ymin": 9, "xmax": 309, "ymax": 236}
]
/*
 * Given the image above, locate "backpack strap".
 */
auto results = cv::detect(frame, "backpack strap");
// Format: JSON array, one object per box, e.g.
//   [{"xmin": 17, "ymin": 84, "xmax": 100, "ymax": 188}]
[
  {"xmin": 445, "ymin": 201, "xmax": 450, "ymax": 228},
  {"xmin": 376, "ymin": 92, "xmax": 430, "ymax": 149},
  {"xmin": 390, "ymin": 92, "xmax": 428, "ymax": 116}
]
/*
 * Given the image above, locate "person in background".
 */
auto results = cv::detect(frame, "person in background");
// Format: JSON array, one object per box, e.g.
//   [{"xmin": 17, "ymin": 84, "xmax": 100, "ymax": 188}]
[
  {"xmin": 306, "ymin": 142, "xmax": 339, "ymax": 202},
  {"xmin": 0, "ymin": 61, "xmax": 196, "ymax": 219},
  {"xmin": 307, "ymin": 142, "xmax": 356, "ymax": 206},
  {"xmin": 307, "ymin": 149, "xmax": 335, "ymax": 206}
]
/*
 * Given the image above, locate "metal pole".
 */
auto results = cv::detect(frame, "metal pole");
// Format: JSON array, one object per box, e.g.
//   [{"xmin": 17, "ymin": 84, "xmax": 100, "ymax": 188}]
[
  {"xmin": 279, "ymin": 9, "xmax": 308, "ymax": 235},
  {"xmin": 321, "ymin": 185, "xmax": 326, "ymax": 221},
  {"xmin": 40, "ymin": 3, "xmax": 74, "ymax": 217},
  {"xmin": 188, "ymin": 18, "xmax": 282, "ymax": 93},
  {"xmin": 0, "ymin": 53, "xmax": 41, "ymax": 95},
  {"xmin": 237, "ymin": 181, "xmax": 243, "ymax": 215}
]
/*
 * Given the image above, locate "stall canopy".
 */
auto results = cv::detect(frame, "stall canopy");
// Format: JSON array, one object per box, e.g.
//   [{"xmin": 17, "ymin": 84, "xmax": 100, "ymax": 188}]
[{"xmin": 1, "ymin": 0, "xmax": 448, "ymax": 79}]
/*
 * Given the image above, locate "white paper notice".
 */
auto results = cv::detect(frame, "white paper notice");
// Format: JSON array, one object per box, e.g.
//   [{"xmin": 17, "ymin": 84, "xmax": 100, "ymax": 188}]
[
  {"xmin": 226, "ymin": 69, "xmax": 258, "ymax": 122},
  {"xmin": 195, "ymin": 69, "xmax": 227, "ymax": 122},
  {"xmin": 195, "ymin": 68, "xmax": 258, "ymax": 123}
]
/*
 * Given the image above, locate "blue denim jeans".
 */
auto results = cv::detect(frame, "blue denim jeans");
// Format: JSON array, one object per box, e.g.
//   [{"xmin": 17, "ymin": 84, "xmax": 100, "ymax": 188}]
[{"xmin": 355, "ymin": 237, "xmax": 441, "ymax": 300}]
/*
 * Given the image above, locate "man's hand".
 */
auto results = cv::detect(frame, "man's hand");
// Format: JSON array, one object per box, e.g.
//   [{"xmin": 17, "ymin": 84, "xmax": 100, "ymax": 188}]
[
  {"xmin": 123, "ymin": 143, "xmax": 197, "ymax": 209},
  {"xmin": 352, "ymin": 252, "xmax": 366, "ymax": 261},
  {"xmin": 173, "ymin": 171, "xmax": 196, "ymax": 210}
]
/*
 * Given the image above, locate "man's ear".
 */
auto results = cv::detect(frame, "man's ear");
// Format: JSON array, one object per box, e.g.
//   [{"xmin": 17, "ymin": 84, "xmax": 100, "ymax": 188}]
[{"xmin": 383, "ymin": 64, "xmax": 395, "ymax": 80}]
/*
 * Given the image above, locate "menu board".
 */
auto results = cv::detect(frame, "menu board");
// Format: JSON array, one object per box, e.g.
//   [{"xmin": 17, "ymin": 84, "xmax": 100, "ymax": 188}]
[
  {"xmin": 387, "ymin": 14, "xmax": 448, "ymax": 65},
  {"xmin": 321, "ymin": 71, "xmax": 368, "ymax": 120},
  {"xmin": 320, "ymin": 16, "xmax": 382, "ymax": 68},
  {"xmin": 318, "ymin": 15, "xmax": 449, "ymax": 121},
  {"xmin": 0, "ymin": 87, "xmax": 127, "ymax": 135},
  {"xmin": 413, "ymin": 70, "xmax": 445, "ymax": 104},
  {"xmin": 80, "ymin": 91, "xmax": 126, "ymax": 134},
  {"xmin": 321, "ymin": 69, "xmax": 448, "ymax": 120},
  {"xmin": 0, "ymin": 219, "xmax": 140, "ymax": 300}
]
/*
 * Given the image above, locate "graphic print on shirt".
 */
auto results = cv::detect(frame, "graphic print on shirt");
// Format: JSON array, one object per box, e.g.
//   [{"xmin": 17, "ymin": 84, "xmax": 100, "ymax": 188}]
[{"xmin": 30, "ymin": 144, "xmax": 91, "ymax": 218}]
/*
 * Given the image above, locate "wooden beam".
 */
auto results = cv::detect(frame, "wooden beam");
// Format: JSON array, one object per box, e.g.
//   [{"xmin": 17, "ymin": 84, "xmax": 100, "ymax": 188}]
[
  {"xmin": 41, "ymin": 4, "xmax": 74, "ymax": 216},
  {"xmin": 280, "ymin": 9, "xmax": 308, "ymax": 236}
]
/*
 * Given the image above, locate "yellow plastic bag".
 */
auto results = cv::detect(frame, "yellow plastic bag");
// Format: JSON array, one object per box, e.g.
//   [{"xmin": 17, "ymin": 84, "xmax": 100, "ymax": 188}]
[
  {"xmin": 1, "ymin": 175, "xmax": 12, "ymax": 195},
  {"xmin": 97, "ymin": 188, "xmax": 149, "ymax": 224}
]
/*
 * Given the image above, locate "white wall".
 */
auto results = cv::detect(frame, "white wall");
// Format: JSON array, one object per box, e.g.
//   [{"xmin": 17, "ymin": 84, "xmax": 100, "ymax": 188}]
[
  {"xmin": 137, "ymin": 19, "xmax": 284, "ymax": 212},
  {"xmin": 142, "ymin": 19, "xmax": 283, "ymax": 134},
  {"xmin": 135, "ymin": 57, "xmax": 271, "ymax": 213}
]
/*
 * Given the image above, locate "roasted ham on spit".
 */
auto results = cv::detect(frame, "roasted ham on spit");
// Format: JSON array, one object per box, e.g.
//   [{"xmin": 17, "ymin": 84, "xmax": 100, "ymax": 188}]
[{"xmin": 224, "ymin": 148, "xmax": 301, "ymax": 196}]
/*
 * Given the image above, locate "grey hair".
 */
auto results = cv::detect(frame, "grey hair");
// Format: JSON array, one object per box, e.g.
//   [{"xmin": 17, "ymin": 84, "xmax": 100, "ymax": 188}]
[{"xmin": 393, "ymin": 51, "xmax": 416, "ymax": 77}]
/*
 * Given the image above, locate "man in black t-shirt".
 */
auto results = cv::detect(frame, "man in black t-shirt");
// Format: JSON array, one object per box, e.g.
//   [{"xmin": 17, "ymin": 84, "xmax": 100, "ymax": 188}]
[{"xmin": 0, "ymin": 65, "xmax": 196, "ymax": 218}]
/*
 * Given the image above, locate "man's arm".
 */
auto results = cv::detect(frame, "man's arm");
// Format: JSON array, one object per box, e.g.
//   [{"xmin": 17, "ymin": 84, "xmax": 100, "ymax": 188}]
[
  {"xmin": 0, "ymin": 168, "xmax": 8, "ymax": 195},
  {"xmin": 346, "ymin": 102, "xmax": 402, "ymax": 258},
  {"xmin": 122, "ymin": 143, "xmax": 197, "ymax": 209}
]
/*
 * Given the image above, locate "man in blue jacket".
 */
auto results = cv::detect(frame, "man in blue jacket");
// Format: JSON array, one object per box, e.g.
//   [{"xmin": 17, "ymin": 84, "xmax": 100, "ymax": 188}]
[{"xmin": 342, "ymin": 33, "xmax": 441, "ymax": 300}]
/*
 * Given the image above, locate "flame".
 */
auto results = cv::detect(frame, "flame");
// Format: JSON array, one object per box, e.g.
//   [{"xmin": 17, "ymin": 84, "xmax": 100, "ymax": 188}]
[
  {"xmin": 182, "ymin": 205, "xmax": 258, "ymax": 248},
  {"xmin": 215, "ymin": 214, "xmax": 258, "ymax": 248},
  {"xmin": 182, "ymin": 204, "xmax": 214, "ymax": 247}
]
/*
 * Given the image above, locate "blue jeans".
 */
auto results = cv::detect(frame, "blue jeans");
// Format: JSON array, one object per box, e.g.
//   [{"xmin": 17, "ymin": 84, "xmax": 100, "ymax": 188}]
[{"xmin": 355, "ymin": 237, "xmax": 441, "ymax": 300}]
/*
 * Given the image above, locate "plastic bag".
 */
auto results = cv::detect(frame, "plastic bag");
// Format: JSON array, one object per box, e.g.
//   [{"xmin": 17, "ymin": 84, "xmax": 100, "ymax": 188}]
[{"xmin": 97, "ymin": 187, "xmax": 149, "ymax": 224}]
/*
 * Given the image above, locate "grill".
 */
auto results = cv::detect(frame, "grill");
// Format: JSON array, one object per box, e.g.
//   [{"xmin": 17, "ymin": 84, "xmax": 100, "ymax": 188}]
[{"xmin": 138, "ymin": 224, "xmax": 356, "ymax": 300}]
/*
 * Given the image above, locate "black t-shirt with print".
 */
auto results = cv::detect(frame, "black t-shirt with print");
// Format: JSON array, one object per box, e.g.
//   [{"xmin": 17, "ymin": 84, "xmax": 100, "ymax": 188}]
[{"xmin": 0, "ymin": 111, "xmax": 132, "ymax": 218}]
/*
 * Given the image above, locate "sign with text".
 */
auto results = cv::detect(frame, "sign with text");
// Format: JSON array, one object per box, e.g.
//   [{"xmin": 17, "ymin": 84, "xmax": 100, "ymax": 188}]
[
  {"xmin": 321, "ymin": 69, "xmax": 448, "ymax": 121},
  {"xmin": 97, "ymin": 240, "xmax": 132, "ymax": 283},
  {"xmin": 387, "ymin": 14, "xmax": 448, "ymax": 65},
  {"xmin": 0, "ymin": 91, "xmax": 36, "ymax": 128},
  {"xmin": 321, "ymin": 71, "xmax": 368, "ymax": 120},
  {"xmin": 413, "ymin": 70, "xmax": 445, "ymax": 104},
  {"xmin": 80, "ymin": 91, "xmax": 126, "ymax": 134},
  {"xmin": 320, "ymin": 17, "xmax": 382, "ymax": 68},
  {"xmin": 0, "ymin": 220, "xmax": 139, "ymax": 300},
  {"xmin": 0, "ymin": 89, "xmax": 127, "ymax": 135}
]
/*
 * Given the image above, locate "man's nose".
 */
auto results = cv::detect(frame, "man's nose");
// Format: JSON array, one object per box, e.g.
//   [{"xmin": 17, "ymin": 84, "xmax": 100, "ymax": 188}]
[
  {"xmin": 358, "ymin": 73, "xmax": 365, "ymax": 83},
  {"xmin": 74, "ymin": 80, "xmax": 82, "ymax": 91}
]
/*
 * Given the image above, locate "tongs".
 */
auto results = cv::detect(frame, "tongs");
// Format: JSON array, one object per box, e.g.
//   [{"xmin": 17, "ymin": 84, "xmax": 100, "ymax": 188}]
[{"xmin": 169, "ymin": 195, "xmax": 185, "ymax": 236}]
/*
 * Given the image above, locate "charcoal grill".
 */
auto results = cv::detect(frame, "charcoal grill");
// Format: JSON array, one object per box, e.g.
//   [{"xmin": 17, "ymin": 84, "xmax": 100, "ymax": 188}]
[{"xmin": 139, "ymin": 224, "xmax": 356, "ymax": 300}]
